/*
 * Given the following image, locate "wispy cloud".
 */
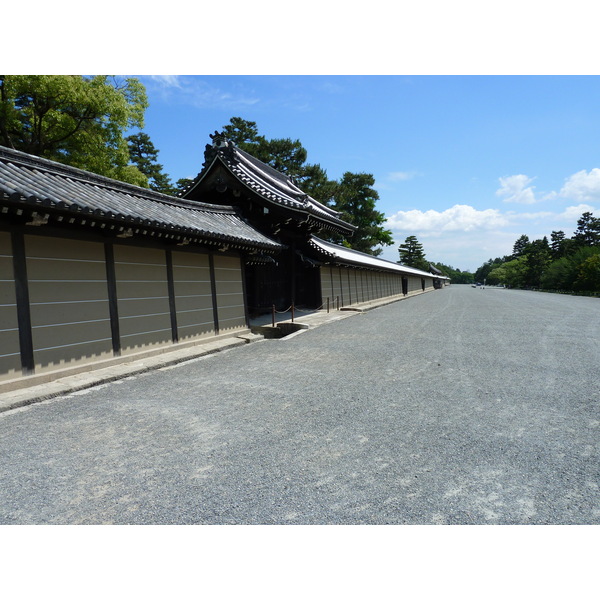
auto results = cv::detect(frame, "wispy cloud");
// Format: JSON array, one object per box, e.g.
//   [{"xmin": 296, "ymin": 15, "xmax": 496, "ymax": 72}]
[
  {"xmin": 140, "ymin": 76, "xmax": 261, "ymax": 110},
  {"xmin": 148, "ymin": 75, "xmax": 183, "ymax": 88},
  {"xmin": 315, "ymin": 80, "xmax": 345, "ymax": 94}
]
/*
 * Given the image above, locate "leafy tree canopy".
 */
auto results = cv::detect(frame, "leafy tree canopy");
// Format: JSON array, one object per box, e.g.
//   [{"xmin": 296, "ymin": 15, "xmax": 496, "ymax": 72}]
[
  {"xmin": 431, "ymin": 262, "xmax": 474, "ymax": 284},
  {"xmin": 488, "ymin": 256, "xmax": 528, "ymax": 288},
  {"xmin": 550, "ymin": 230, "xmax": 576, "ymax": 259},
  {"xmin": 541, "ymin": 246, "xmax": 600, "ymax": 292},
  {"xmin": 0, "ymin": 75, "xmax": 148, "ymax": 186},
  {"xmin": 576, "ymin": 252, "xmax": 600, "ymax": 290},
  {"xmin": 474, "ymin": 256, "xmax": 509, "ymax": 283}
]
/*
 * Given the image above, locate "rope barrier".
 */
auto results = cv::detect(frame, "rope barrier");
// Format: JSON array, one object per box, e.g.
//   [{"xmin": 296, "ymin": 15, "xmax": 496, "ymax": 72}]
[
  {"xmin": 273, "ymin": 306, "xmax": 293, "ymax": 314},
  {"xmin": 294, "ymin": 304, "xmax": 324, "ymax": 313},
  {"xmin": 250, "ymin": 297, "xmax": 334, "ymax": 328},
  {"xmin": 249, "ymin": 303, "xmax": 327, "ymax": 314}
]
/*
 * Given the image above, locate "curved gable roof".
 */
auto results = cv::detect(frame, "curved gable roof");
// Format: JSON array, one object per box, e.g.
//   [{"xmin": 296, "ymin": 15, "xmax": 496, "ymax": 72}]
[{"xmin": 182, "ymin": 133, "xmax": 356, "ymax": 235}]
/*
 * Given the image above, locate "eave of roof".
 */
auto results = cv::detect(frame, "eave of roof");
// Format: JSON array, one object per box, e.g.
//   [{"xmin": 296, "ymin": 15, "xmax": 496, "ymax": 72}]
[
  {"xmin": 308, "ymin": 236, "xmax": 448, "ymax": 278},
  {"xmin": 0, "ymin": 146, "xmax": 282, "ymax": 252}
]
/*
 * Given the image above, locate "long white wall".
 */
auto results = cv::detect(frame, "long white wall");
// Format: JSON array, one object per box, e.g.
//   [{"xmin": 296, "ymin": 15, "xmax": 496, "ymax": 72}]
[{"xmin": 320, "ymin": 265, "xmax": 434, "ymax": 308}]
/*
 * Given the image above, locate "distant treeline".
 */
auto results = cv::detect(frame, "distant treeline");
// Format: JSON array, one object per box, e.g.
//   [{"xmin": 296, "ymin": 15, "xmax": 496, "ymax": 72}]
[
  {"xmin": 473, "ymin": 211, "xmax": 600, "ymax": 294},
  {"xmin": 430, "ymin": 262, "xmax": 474, "ymax": 284}
]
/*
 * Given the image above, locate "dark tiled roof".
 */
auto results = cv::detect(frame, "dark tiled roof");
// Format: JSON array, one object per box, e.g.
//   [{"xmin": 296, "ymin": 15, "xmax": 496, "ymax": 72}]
[
  {"xmin": 0, "ymin": 146, "xmax": 282, "ymax": 251},
  {"xmin": 183, "ymin": 135, "xmax": 356, "ymax": 234}
]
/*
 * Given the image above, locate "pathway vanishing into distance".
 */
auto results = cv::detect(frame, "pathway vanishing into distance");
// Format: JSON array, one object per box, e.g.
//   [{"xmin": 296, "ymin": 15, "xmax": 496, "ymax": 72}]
[{"xmin": 1, "ymin": 285, "xmax": 598, "ymax": 524}]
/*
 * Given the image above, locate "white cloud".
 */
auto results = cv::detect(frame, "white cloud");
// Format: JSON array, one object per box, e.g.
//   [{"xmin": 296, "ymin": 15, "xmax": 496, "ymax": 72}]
[
  {"xmin": 559, "ymin": 203, "xmax": 598, "ymax": 221},
  {"xmin": 559, "ymin": 169, "xmax": 600, "ymax": 202},
  {"xmin": 496, "ymin": 174, "xmax": 538, "ymax": 204},
  {"xmin": 386, "ymin": 204, "xmax": 509, "ymax": 232}
]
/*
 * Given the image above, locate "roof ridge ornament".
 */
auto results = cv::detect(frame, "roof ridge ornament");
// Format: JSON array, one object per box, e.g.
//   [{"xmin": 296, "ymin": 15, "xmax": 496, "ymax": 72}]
[
  {"xmin": 210, "ymin": 131, "xmax": 230, "ymax": 148},
  {"xmin": 202, "ymin": 131, "xmax": 235, "ymax": 170}
]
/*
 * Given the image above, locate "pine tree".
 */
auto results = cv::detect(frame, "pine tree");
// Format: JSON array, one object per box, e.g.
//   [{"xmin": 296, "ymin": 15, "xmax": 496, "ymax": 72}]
[
  {"xmin": 126, "ymin": 132, "xmax": 177, "ymax": 195},
  {"xmin": 398, "ymin": 236, "xmax": 429, "ymax": 270}
]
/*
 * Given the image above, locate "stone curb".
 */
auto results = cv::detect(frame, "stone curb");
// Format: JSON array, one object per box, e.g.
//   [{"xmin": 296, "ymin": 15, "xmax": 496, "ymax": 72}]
[{"xmin": 0, "ymin": 337, "xmax": 252, "ymax": 414}]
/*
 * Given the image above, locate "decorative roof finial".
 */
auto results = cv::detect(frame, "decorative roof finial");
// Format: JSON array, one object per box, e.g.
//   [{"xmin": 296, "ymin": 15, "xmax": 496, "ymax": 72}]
[{"xmin": 210, "ymin": 131, "xmax": 229, "ymax": 148}]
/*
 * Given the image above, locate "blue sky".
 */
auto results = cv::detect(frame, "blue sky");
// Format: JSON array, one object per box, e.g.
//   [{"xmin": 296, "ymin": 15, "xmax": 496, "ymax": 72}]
[{"xmin": 135, "ymin": 75, "xmax": 600, "ymax": 272}]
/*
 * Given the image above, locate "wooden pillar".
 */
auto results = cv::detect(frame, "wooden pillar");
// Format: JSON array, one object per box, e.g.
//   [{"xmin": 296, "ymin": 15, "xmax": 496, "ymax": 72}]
[
  {"xmin": 165, "ymin": 250, "xmax": 178, "ymax": 343},
  {"xmin": 11, "ymin": 230, "xmax": 34, "ymax": 375},
  {"xmin": 104, "ymin": 242, "xmax": 121, "ymax": 356},
  {"xmin": 208, "ymin": 253, "xmax": 219, "ymax": 334}
]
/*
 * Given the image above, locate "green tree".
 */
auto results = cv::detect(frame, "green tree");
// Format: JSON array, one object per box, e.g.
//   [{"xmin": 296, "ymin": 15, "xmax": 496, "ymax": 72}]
[
  {"xmin": 477, "ymin": 212, "xmax": 600, "ymax": 293},
  {"xmin": 523, "ymin": 237, "xmax": 552, "ymax": 287},
  {"xmin": 541, "ymin": 246, "xmax": 600, "ymax": 291},
  {"xmin": 175, "ymin": 177, "xmax": 194, "ymax": 193},
  {"xmin": 398, "ymin": 235, "xmax": 429, "ymax": 270},
  {"xmin": 126, "ymin": 132, "xmax": 177, "ymax": 195},
  {"xmin": 474, "ymin": 256, "xmax": 507, "ymax": 283},
  {"xmin": 296, "ymin": 162, "xmax": 339, "ymax": 206},
  {"xmin": 222, "ymin": 117, "xmax": 264, "ymax": 151},
  {"xmin": 333, "ymin": 172, "xmax": 393, "ymax": 255},
  {"xmin": 575, "ymin": 252, "xmax": 600, "ymax": 291},
  {"xmin": 261, "ymin": 137, "xmax": 307, "ymax": 176},
  {"xmin": 0, "ymin": 75, "xmax": 148, "ymax": 186},
  {"xmin": 222, "ymin": 117, "xmax": 334, "ymax": 197},
  {"xmin": 540, "ymin": 255, "xmax": 574, "ymax": 290},
  {"xmin": 550, "ymin": 230, "xmax": 574, "ymax": 259},
  {"xmin": 512, "ymin": 234, "xmax": 530, "ymax": 258},
  {"xmin": 488, "ymin": 256, "xmax": 528, "ymax": 288},
  {"xmin": 222, "ymin": 118, "xmax": 307, "ymax": 176},
  {"xmin": 431, "ymin": 262, "xmax": 474, "ymax": 284},
  {"xmin": 573, "ymin": 211, "xmax": 600, "ymax": 247}
]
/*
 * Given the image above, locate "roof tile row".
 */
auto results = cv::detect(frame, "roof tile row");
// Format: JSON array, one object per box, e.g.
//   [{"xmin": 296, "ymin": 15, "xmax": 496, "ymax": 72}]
[{"xmin": 0, "ymin": 146, "xmax": 282, "ymax": 251}]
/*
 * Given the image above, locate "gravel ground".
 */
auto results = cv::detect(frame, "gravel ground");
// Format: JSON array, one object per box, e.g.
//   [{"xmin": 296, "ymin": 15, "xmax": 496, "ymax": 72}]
[{"xmin": 0, "ymin": 285, "xmax": 598, "ymax": 524}]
